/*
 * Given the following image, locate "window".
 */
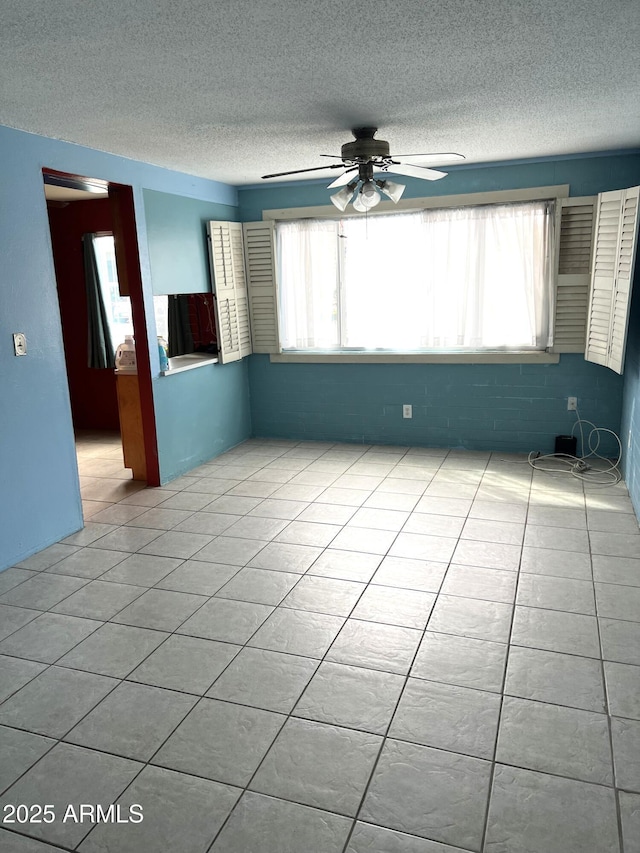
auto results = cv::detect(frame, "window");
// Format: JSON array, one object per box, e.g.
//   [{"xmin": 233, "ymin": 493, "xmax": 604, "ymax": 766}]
[
  {"xmin": 92, "ymin": 234, "xmax": 133, "ymax": 350},
  {"xmin": 276, "ymin": 201, "xmax": 554, "ymax": 353}
]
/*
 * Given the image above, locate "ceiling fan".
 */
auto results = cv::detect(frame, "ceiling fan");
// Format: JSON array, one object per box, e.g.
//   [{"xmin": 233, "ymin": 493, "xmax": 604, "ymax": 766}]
[{"xmin": 261, "ymin": 127, "xmax": 465, "ymax": 211}]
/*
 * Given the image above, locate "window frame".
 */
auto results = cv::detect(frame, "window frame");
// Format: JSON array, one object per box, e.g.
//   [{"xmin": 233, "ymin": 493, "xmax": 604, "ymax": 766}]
[{"xmin": 263, "ymin": 186, "xmax": 568, "ymax": 364}]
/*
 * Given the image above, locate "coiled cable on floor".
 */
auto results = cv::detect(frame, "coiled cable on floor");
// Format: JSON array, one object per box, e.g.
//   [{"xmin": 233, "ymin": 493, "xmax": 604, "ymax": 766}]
[{"xmin": 528, "ymin": 409, "xmax": 623, "ymax": 486}]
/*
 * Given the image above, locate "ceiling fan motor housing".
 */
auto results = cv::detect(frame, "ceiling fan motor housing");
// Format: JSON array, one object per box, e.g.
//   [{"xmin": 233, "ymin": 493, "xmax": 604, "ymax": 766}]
[{"xmin": 341, "ymin": 127, "xmax": 390, "ymax": 163}]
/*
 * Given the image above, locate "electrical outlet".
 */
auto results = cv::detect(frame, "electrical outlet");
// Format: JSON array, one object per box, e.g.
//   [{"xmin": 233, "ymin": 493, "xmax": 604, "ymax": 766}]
[
  {"xmin": 403, "ymin": 404, "xmax": 412, "ymax": 419},
  {"xmin": 13, "ymin": 333, "xmax": 27, "ymax": 356},
  {"xmin": 567, "ymin": 396, "xmax": 578, "ymax": 411}
]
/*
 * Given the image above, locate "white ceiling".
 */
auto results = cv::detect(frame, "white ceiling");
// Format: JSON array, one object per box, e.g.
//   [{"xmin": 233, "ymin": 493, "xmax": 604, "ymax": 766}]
[{"xmin": 3, "ymin": 0, "xmax": 639, "ymax": 186}]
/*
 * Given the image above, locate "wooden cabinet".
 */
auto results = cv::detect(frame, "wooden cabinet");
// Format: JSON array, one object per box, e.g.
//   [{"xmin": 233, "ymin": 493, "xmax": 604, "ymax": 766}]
[{"xmin": 115, "ymin": 373, "xmax": 147, "ymax": 481}]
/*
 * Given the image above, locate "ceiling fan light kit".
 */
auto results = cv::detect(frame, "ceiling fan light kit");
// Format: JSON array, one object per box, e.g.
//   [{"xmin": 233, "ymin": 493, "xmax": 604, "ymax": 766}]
[{"xmin": 263, "ymin": 127, "xmax": 464, "ymax": 213}]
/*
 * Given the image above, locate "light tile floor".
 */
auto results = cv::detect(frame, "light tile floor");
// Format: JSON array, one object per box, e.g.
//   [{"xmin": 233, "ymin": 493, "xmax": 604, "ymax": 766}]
[{"xmin": 0, "ymin": 432, "xmax": 639, "ymax": 852}]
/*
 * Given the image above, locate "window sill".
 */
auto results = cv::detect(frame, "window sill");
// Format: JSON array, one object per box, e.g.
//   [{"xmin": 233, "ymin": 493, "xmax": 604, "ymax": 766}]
[
  {"xmin": 269, "ymin": 352, "xmax": 560, "ymax": 365},
  {"xmin": 160, "ymin": 354, "xmax": 219, "ymax": 375}
]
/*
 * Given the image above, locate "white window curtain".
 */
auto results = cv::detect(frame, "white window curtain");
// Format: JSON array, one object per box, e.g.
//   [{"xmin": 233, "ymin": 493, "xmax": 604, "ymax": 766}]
[
  {"xmin": 277, "ymin": 201, "xmax": 553, "ymax": 351},
  {"xmin": 277, "ymin": 219, "xmax": 340, "ymax": 349}
]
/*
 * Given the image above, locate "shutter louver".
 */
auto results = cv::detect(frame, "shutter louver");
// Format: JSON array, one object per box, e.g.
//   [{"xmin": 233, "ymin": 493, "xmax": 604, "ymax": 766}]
[
  {"xmin": 207, "ymin": 221, "xmax": 252, "ymax": 364},
  {"xmin": 551, "ymin": 197, "xmax": 595, "ymax": 353},
  {"xmin": 243, "ymin": 221, "xmax": 280, "ymax": 353},
  {"xmin": 585, "ymin": 187, "xmax": 640, "ymax": 374}
]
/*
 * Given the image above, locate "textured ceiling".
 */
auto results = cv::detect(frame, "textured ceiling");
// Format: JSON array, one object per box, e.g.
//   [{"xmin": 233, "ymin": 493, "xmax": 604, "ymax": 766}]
[{"xmin": 2, "ymin": 0, "xmax": 639, "ymax": 186}]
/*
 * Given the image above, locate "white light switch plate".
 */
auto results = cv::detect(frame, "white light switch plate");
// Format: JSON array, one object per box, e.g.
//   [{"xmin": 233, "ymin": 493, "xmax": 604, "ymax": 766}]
[{"xmin": 13, "ymin": 333, "xmax": 27, "ymax": 356}]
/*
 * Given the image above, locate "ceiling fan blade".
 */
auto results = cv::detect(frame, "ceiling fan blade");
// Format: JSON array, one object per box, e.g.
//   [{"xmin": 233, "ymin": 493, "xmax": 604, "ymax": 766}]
[
  {"xmin": 391, "ymin": 152, "xmax": 465, "ymax": 162},
  {"xmin": 382, "ymin": 162, "xmax": 447, "ymax": 181},
  {"xmin": 261, "ymin": 163, "xmax": 345, "ymax": 179},
  {"xmin": 327, "ymin": 168, "xmax": 358, "ymax": 189}
]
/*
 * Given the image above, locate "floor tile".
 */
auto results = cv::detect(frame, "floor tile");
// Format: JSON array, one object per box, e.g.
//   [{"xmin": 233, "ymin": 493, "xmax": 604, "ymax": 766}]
[
  {"xmin": 139, "ymin": 530, "xmax": 215, "ymax": 559},
  {"xmin": 497, "ymin": 695, "xmax": 612, "ymax": 784},
  {"xmin": 248, "ymin": 608, "xmax": 345, "ymax": 658},
  {"xmin": 587, "ymin": 509, "xmax": 639, "ymax": 534},
  {"xmin": 307, "ymin": 549, "xmax": 382, "ymax": 582},
  {"xmin": 451, "ymin": 539, "xmax": 521, "ymax": 571},
  {"xmin": 0, "ymin": 604, "xmax": 41, "ymax": 641},
  {"xmin": 599, "ymin": 617, "xmax": 640, "ymax": 664},
  {"xmin": 427, "ymin": 595, "xmax": 513, "ymax": 642},
  {"xmin": 129, "ymin": 634, "xmax": 240, "ymax": 694},
  {"xmin": 0, "ymin": 666, "xmax": 117, "ymax": 738},
  {"xmin": 349, "ymin": 507, "xmax": 410, "ymax": 531},
  {"xmin": 0, "ymin": 573, "xmax": 89, "ymax": 610},
  {"xmin": 484, "ymin": 764, "xmax": 619, "ymax": 853},
  {"xmin": 516, "ymin": 573, "xmax": 595, "ymax": 615},
  {"xmin": 510, "ymin": 606, "xmax": 601, "ymax": 658},
  {"xmin": 413, "ymin": 495, "xmax": 472, "ymax": 517},
  {"xmin": 461, "ymin": 518, "xmax": 524, "ymax": 545},
  {"xmin": 360, "ymin": 738, "xmax": 492, "ymax": 850},
  {"xmin": 15, "ymin": 544, "xmax": 80, "ymax": 572},
  {"xmin": 590, "ymin": 531, "xmax": 640, "ymax": 558},
  {"xmin": 51, "ymin": 579, "xmax": 146, "ymax": 620},
  {"xmin": 65, "ymin": 681, "xmax": 196, "ymax": 760},
  {"xmin": 441, "ymin": 564, "xmax": 517, "ymax": 604},
  {"xmin": 505, "ymin": 646, "xmax": 606, "ymax": 712},
  {"xmin": 0, "ymin": 613, "xmax": 102, "ymax": 663},
  {"xmin": 79, "ymin": 765, "xmax": 241, "ymax": 853},
  {"xmin": 194, "ymin": 535, "xmax": 268, "ymax": 565},
  {"xmin": 171, "ymin": 511, "xmax": 241, "ymax": 535},
  {"xmin": 296, "ymin": 503, "xmax": 359, "ymax": 525},
  {"xmin": 325, "ymin": 526, "xmax": 398, "ymax": 554},
  {"xmin": 216, "ymin": 566, "xmax": 301, "ymax": 605},
  {"xmin": 275, "ymin": 520, "xmax": 341, "ymax": 547},
  {"xmin": 592, "ymin": 554, "xmax": 640, "ymax": 586},
  {"xmin": 249, "ymin": 541, "xmax": 323, "ymax": 573},
  {"xmin": 390, "ymin": 532, "xmax": 456, "ymax": 562},
  {"xmin": 611, "ymin": 716, "xmax": 640, "ymax": 791},
  {"xmin": 619, "ymin": 791, "xmax": 640, "ymax": 853},
  {"xmin": 371, "ymin": 556, "xmax": 447, "ymax": 593},
  {"xmin": 154, "ymin": 560, "xmax": 239, "ymax": 595},
  {"xmin": 524, "ymin": 525, "xmax": 589, "ymax": 553},
  {"xmin": 224, "ymin": 515, "xmax": 290, "ymax": 541},
  {"xmin": 351, "ymin": 585, "xmax": 436, "ymax": 628},
  {"xmin": 111, "ymin": 588, "xmax": 208, "ymax": 631},
  {"xmin": 178, "ymin": 597, "xmax": 273, "ymax": 644},
  {"xmin": 402, "ymin": 513, "xmax": 465, "ymax": 538},
  {"xmin": 411, "ymin": 631, "xmax": 507, "ymax": 693},
  {"xmin": 469, "ymin": 500, "xmax": 528, "ymax": 524},
  {"xmin": 0, "ymin": 726, "xmax": 55, "ymax": 793},
  {"xmin": 57, "ymin": 622, "xmax": 168, "ymax": 677},
  {"xmin": 0, "ymin": 656, "xmax": 47, "ymax": 703},
  {"xmin": 293, "ymin": 661, "xmax": 404, "ymax": 734},
  {"xmin": 281, "ymin": 575, "xmax": 365, "ymax": 616},
  {"xmin": 249, "ymin": 717, "xmax": 381, "ymax": 816},
  {"xmin": 89, "ymin": 526, "xmax": 163, "ymax": 552},
  {"xmin": 595, "ymin": 582, "xmax": 640, "ymax": 621},
  {"xmin": 210, "ymin": 791, "xmax": 351, "ymax": 853},
  {"xmin": 527, "ymin": 506, "xmax": 587, "ymax": 529},
  {"xmin": 99, "ymin": 553, "xmax": 183, "ymax": 586},
  {"xmin": 207, "ymin": 647, "xmax": 318, "ymax": 712},
  {"xmin": 604, "ymin": 661, "xmax": 640, "ymax": 719},
  {"xmin": 152, "ymin": 698, "xmax": 285, "ymax": 786},
  {"xmin": 204, "ymin": 495, "xmax": 264, "ymax": 514},
  {"xmin": 44, "ymin": 547, "xmax": 129, "ymax": 579},
  {"xmin": 0, "ymin": 743, "xmax": 141, "ymax": 848},
  {"xmin": 326, "ymin": 619, "xmax": 421, "ymax": 674},
  {"xmin": 520, "ymin": 546, "xmax": 592, "ymax": 579},
  {"xmin": 346, "ymin": 822, "xmax": 466, "ymax": 853}
]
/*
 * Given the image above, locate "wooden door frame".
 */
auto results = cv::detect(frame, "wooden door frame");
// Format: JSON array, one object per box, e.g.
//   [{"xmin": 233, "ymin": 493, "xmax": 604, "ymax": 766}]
[{"xmin": 43, "ymin": 169, "xmax": 161, "ymax": 486}]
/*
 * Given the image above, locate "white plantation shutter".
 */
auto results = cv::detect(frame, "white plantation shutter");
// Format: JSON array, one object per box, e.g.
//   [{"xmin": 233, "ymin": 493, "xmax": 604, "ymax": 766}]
[
  {"xmin": 243, "ymin": 221, "xmax": 280, "ymax": 353},
  {"xmin": 207, "ymin": 221, "xmax": 252, "ymax": 363},
  {"xmin": 550, "ymin": 197, "xmax": 596, "ymax": 353},
  {"xmin": 585, "ymin": 187, "xmax": 640, "ymax": 374}
]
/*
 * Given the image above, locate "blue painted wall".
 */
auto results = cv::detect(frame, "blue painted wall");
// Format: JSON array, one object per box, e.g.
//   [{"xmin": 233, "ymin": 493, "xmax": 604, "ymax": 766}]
[
  {"xmin": 239, "ymin": 152, "xmax": 640, "ymax": 458},
  {"xmin": 0, "ymin": 124, "xmax": 244, "ymax": 570},
  {"xmin": 621, "ymin": 284, "xmax": 640, "ymax": 516},
  {"xmin": 142, "ymin": 189, "xmax": 251, "ymax": 482},
  {"xmin": 143, "ymin": 189, "xmax": 237, "ymax": 294}
]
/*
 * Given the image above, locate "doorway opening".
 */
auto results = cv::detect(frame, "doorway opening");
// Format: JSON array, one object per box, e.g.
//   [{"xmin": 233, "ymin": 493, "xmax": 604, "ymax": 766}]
[{"xmin": 43, "ymin": 170, "xmax": 160, "ymax": 518}]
